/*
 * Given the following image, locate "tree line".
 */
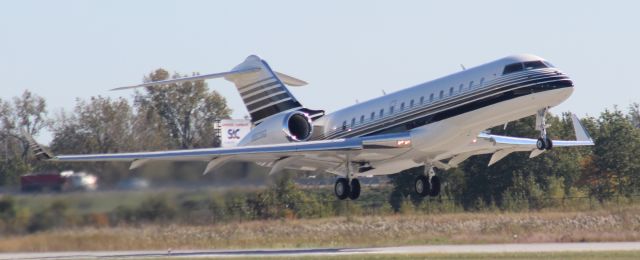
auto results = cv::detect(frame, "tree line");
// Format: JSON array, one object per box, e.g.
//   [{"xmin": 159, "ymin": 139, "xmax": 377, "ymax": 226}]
[
  {"xmin": 0, "ymin": 69, "xmax": 232, "ymax": 186},
  {"xmin": 1, "ymin": 69, "xmax": 640, "ymax": 208}
]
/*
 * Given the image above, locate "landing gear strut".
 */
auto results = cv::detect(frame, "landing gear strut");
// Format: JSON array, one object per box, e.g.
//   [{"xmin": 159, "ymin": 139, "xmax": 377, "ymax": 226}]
[
  {"xmin": 415, "ymin": 165, "xmax": 441, "ymax": 197},
  {"xmin": 536, "ymin": 108, "xmax": 553, "ymax": 150}
]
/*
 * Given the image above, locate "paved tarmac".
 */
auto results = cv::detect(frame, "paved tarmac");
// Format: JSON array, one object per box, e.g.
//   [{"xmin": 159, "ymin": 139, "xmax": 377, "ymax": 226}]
[{"xmin": 1, "ymin": 242, "xmax": 639, "ymax": 259}]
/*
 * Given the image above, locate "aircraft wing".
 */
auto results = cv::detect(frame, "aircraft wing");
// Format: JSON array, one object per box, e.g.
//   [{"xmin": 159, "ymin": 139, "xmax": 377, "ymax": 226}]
[
  {"xmin": 25, "ymin": 132, "xmax": 412, "ymax": 175},
  {"xmin": 443, "ymin": 114, "xmax": 594, "ymax": 168}
]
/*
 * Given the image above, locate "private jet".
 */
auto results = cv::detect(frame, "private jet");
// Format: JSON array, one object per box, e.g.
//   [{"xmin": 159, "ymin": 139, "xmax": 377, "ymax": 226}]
[{"xmin": 27, "ymin": 54, "xmax": 593, "ymax": 200}]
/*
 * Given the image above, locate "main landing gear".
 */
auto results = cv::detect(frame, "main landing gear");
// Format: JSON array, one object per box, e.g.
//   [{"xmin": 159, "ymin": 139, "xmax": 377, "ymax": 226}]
[
  {"xmin": 536, "ymin": 108, "xmax": 553, "ymax": 151},
  {"xmin": 334, "ymin": 178, "xmax": 361, "ymax": 200},
  {"xmin": 414, "ymin": 165, "xmax": 441, "ymax": 197},
  {"xmin": 334, "ymin": 154, "xmax": 361, "ymax": 200}
]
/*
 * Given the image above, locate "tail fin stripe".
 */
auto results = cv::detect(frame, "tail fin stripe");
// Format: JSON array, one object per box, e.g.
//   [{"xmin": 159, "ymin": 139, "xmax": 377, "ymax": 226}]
[
  {"xmin": 240, "ymin": 81, "xmax": 281, "ymax": 96},
  {"xmin": 249, "ymin": 98, "xmax": 294, "ymax": 113},
  {"xmin": 244, "ymin": 90, "xmax": 287, "ymax": 105},
  {"xmin": 247, "ymin": 94, "xmax": 292, "ymax": 111},
  {"xmin": 238, "ymin": 77, "xmax": 275, "ymax": 91},
  {"xmin": 243, "ymin": 85, "xmax": 284, "ymax": 100}
]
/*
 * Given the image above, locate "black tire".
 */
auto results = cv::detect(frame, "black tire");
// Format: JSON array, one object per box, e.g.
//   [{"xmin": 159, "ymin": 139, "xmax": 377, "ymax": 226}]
[
  {"xmin": 429, "ymin": 175, "xmax": 441, "ymax": 197},
  {"xmin": 536, "ymin": 137, "xmax": 546, "ymax": 150},
  {"xmin": 334, "ymin": 178, "xmax": 350, "ymax": 200},
  {"xmin": 349, "ymin": 179, "xmax": 361, "ymax": 200},
  {"xmin": 415, "ymin": 175, "xmax": 430, "ymax": 197},
  {"xmin": 544, "ymin": 137, "xmax": 553, "ymax": 150}
]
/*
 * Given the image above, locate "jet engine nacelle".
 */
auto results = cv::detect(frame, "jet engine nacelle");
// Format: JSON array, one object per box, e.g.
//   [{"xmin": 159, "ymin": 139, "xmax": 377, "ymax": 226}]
[{"xmin": 238, "ymin": 111, "xmax": 313, "ymax": 146}]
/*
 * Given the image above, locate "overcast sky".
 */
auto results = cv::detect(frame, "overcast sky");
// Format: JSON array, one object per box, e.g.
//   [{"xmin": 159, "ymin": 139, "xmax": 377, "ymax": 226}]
[{"xmin": 1, "ymin": 1, "xmax": 638, "ymax": 143}]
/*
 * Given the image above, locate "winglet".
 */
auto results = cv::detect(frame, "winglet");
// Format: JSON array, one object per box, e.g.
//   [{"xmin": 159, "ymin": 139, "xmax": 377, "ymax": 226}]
[
  {"xmin": 21, "ymin": 130, "xmax": 54, "ymax": 160},
  {"xmin": 571, "ymin": 114, "xmax": 593, "ymax": 142}
]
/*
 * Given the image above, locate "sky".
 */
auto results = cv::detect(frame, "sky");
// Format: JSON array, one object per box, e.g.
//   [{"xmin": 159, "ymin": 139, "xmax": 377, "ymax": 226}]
[{"xmin": 1, "ymin": 1, "xmax": 638, "ymax": 144}]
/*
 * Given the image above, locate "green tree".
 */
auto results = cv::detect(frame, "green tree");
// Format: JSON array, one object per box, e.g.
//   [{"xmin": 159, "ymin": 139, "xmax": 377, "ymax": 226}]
[
  {"xmin": 49, "ymin": 96, "xmax": 134, "ymax": 184},
  {"xmin": 581, "ymin": 107, "xmax": 640, "ymax": 199},
  {"xmin": 0, "ymin": 91, "xmax": 48, "ymax": 186},
  {"xmin": 134, "ymin": 69, "xmax": 232, "ymax": 149}
]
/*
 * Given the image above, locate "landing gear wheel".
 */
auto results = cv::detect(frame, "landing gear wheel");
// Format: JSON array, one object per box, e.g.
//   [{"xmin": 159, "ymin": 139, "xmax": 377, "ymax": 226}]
[
  {"xmin": 334, "ymin": 178, "xmax": 351, "ymax": 200},
  {"xmin": 536, "ymin": 137, "xmax": 546, "ymax": 150},
  {"xmin": 415, "ymin": 175, "xmax": 430, "ymax": 197},
  {"xmin": 429, "ymin": 175, "xmax": 441, "ymax": 197},
  {"xmin": 349, "ymin": 179, "xmax": 361, "ymax": 200},
  {"xmin": 544, "ymin": 137, "xmax": 553, "ymax": 150}
]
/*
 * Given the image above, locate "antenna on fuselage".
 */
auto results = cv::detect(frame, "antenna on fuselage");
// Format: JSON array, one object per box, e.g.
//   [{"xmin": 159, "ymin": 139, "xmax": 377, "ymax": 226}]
[
  {"xmin": 382, "ymin": 89, "xmax": 386, "ymax": 95},
  {"xmin": 460, "ymin": 64, "xmax": 466, "ymax": 71}
]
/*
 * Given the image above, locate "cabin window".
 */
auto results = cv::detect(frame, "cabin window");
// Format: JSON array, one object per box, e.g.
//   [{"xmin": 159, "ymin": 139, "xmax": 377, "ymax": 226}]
[
  {"xmin": 524, "ymin": 60, "xmax": 547, "ymax": 70},
  {"xmin": 360, "ymin": 115, "xmax": 365, "ymax": 124},
  {"xmin": 379, "ymin": 109, "xmax": 384, "ymax": 118},
  {"xmin": 503, "ymin": 62, "xmax": 524, "ymax": 75},
  {"xmin": 351, "ymin": 118, "xmax": 356, "ymax": 127},
  {"xmin": 370, "ymin": 112, "xmax": 375, "ymax": 120},
  {"xmin": 342, "ymin": 121, "xmax": 347, "ymax": 130},
  {"xmin": 480, "ymin": 77, "xmax": 485, "ymax": 87},
  {"xmin": 420, "ymin": 96, "xmax": 425, "ymax": 104},
  {"xmin": 390, "ymin": 105, "xmax": 395, "ymax": 114},
  {"xmin": 469, "ymin": 81, "xmax": 474, "ymax": 89},
  {"xmin": 439, "ymin": 90, "xmax": 444, "ymax": 99},
  {"xmin": 429, "ymin": 93, "xmax": 434, "ymax": 102},
  {"xmin": 543, "ymin": 61, "xmax": 555, "ymax": 68},
  {"xmin": 459, "ymin": 84, "xmax": 464, "ymax": 92},
  {"xmin": 410, "ymin": 99, "xmax": 414, "ymax": 108},
  {"xmin": 449, "ymin": 87, "xmax": 454, "ymax": 96},
  {"xmin": 400, "ymin": 102, "xmax": 405, "ymax": 111}
]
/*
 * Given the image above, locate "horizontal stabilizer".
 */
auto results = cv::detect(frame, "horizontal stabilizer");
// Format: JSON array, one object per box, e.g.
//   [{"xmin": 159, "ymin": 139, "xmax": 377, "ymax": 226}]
[
  {"xmin": 113, "ymin": 55, "xmax": 310, "ymax": 124},
  {"xmin": 111, "ymin": 67, "xmax": 261, "ymax": 91},
  {"xmin": 112, "ymin": 65, "xmax": 308, "ymax": 91},
  {"xmin": 275, "ymin": 72, "xmax": 308, "ymax": 87}
]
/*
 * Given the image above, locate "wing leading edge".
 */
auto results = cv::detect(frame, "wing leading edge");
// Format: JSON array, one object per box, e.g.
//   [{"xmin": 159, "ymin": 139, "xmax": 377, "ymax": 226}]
[{"xmin": 25, "ymin": 132, "xmax": 413, "ymax": 174}]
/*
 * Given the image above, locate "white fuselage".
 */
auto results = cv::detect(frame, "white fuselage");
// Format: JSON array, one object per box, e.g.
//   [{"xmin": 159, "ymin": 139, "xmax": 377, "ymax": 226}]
[{"xmin": 309, "ymin": 54, "xmax": 574, "ymax": 175}]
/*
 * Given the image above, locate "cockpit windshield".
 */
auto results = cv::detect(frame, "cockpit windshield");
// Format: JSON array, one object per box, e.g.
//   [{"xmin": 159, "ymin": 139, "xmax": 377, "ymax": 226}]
[
  {"xmin": 503, "ymin": 60, "xmax": 552, "ymax": 75},
  {"xmin": 503, "ymin": 63, "xmax": 523, "ymax": 75},
  {"xmin": 523, "ymin": 61, "xmax": 546, "ymax": 70}
]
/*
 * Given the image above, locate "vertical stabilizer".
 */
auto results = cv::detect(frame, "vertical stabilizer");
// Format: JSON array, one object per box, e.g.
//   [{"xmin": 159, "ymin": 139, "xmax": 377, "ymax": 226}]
[{"xmin": 225, "ymin": 55, "xmax": 304, "ymax": 124}]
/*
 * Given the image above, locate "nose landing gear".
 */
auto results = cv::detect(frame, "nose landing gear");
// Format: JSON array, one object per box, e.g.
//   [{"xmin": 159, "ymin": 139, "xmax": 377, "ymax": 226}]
[{"xmin": 536, "ymin": 108, "xmax": 553, "ymax": 151}]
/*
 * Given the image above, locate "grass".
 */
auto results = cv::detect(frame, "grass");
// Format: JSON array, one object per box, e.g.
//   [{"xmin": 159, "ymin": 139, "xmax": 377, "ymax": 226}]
[
  {"xmin": 129, "ymin": 251, "xmax": 640, "ymax": 260},
  {"xmin": 2, "ymin": 206, "xmax": 640, "ymax": 251}
]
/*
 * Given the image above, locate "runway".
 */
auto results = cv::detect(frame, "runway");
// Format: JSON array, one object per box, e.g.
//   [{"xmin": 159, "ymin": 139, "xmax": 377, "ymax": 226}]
[{"xmin": 2, "ymin": 242, "xmax": 640, "ymax": 259}]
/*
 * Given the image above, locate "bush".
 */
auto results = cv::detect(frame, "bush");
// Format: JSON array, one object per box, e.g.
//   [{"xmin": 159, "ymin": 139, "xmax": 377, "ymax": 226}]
[
  {"xmin": 27, "ymin": 200, "xmax": 70, "ymax": 233},
  {"xmin": 135, "ymin": 196, "xmax": 176, "ymax": 222}
]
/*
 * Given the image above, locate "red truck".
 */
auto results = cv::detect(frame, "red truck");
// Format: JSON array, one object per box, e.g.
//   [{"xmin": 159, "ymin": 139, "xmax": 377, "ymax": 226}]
[
  {"xmin": 20, "ymin": 171, "xmax": 98, "ymax": 192},
  {"xmin": 20, "ymin": 172, "xmax": 66, "ymax": 192}
]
